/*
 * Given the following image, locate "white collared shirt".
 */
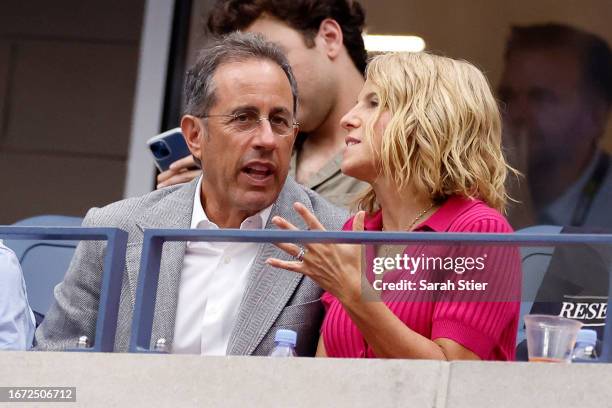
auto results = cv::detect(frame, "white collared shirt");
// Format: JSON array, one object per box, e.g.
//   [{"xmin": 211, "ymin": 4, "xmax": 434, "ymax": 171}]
[{"xmin": 171, "ymin": 177, "xmax": 272, "ymax": 355}]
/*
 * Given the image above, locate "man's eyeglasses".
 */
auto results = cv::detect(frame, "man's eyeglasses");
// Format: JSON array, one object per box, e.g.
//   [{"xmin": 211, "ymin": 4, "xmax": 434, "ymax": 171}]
[{"xmin": 199, "ymin": 110, "xmax": 299, "ymax": 137}]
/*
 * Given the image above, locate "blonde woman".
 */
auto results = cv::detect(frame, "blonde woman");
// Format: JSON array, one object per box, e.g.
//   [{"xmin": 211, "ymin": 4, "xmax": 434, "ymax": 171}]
[{"xmin": 266, "ymin": 52, "xmax": 521, "ymax": 360}]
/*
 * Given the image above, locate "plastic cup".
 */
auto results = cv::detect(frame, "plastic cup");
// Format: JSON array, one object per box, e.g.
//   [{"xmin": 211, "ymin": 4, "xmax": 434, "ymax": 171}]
[{"xmin": 524, "ymin": 314, "xmax": 583, "ymax": 363}]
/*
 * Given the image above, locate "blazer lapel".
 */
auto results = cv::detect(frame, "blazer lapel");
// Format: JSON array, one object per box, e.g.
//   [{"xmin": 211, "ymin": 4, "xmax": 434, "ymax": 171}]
[
  {"xmin": 227, "ymin": 179, "xmax": 313, "ymax": 355},
  {"xmin": 132, "ymin": 179, "xmax": 197, "ymax": 347}
]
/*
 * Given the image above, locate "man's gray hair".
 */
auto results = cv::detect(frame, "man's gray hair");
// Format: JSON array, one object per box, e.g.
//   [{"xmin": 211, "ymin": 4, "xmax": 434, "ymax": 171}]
[{"xmin": 184, "ymin": 31, "xmax": 299, "ymax": 117}]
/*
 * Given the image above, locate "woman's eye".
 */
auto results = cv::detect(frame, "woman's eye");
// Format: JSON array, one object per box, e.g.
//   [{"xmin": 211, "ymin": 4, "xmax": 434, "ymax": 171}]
[{"xmin": 369, "ymin": 99, "xmax": 379, "ymax": 108}]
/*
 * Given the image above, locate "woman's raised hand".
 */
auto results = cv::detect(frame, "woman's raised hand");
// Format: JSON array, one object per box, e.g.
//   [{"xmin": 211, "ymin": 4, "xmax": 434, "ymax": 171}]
[{"xmin": 266, "ymin": 202, "xmax": 366, "ymax": 303}]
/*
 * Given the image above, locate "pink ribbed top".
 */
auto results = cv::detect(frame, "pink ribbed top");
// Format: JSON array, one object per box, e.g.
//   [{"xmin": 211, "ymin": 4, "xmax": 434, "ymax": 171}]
[{"xmin": 321, "ymin": 195, "xmax": 521, "ymax": 360}]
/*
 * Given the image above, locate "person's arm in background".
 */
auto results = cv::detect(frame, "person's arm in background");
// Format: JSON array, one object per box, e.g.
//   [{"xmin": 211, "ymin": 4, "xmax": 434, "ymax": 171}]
[
  {"xmin": 0, "ymin": 242, "xmax": 35, "ymax": 350},
  {"xmin": 156, "ymin": 155, "xmax": 200, "ymax": 188}
]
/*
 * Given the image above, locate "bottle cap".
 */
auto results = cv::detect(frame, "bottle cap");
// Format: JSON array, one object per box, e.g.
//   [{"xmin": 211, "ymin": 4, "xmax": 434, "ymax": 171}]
[
  {"xmin": 576, "ymin": 329, "xmax": 597, "ymax": 346},
  {"xmin": 274, "ymin": 329, "xmax": 297, "ymax": 346},
  {"xmin": 155, "ymin": 338, "xmax": 168, "ymax": 352},
  {"xmin": 76, "ymin": 335, "xmax": 90, "ymax": 348}
]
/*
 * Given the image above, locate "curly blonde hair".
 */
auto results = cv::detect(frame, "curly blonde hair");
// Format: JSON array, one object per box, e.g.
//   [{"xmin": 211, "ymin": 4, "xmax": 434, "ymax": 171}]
[{"xmin": 358, "ymin": 52, "xmax": 516, "ymax": 213}]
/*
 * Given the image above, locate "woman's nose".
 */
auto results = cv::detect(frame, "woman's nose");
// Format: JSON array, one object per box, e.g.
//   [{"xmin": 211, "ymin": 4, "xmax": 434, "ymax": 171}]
[{"xmin": 340, "ymin": 108, "xmax": 361, "ymax": 130}]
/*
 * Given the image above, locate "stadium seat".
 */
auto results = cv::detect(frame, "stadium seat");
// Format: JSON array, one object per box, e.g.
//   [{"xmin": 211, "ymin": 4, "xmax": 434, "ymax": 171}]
[{"xmin": 3, "ymin": 215, "xmax": 83, "ymax": 323}]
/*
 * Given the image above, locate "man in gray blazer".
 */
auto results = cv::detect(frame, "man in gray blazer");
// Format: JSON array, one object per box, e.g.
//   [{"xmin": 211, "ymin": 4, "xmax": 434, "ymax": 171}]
[{"xmin": 35, "ymin": 32, "xmax": 348, "ymax": 355}]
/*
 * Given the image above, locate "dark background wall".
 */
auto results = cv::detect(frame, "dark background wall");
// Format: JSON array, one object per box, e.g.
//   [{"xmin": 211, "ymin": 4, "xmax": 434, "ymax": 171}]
[{"xmin": 0, "ymin": 1, "xmax": 145, "ymax": 223}]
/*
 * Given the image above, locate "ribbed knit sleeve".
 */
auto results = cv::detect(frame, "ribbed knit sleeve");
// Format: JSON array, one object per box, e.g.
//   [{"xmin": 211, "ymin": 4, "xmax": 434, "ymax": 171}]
[{"xmin": 431, "ymin": 214, "xmax": 521, "ymax": 360}]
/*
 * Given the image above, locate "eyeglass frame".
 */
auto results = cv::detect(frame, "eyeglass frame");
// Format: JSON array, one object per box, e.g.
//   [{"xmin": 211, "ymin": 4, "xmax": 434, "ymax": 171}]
[{"xmin": 196, "ymin": 111, "xmax": 300, "ymax": 137}]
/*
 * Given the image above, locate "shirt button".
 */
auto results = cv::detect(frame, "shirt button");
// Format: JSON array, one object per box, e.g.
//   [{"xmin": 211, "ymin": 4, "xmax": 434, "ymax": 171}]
[{"xmin": 224, "ymin": 256, "xmax": 231, "ymax": 264}]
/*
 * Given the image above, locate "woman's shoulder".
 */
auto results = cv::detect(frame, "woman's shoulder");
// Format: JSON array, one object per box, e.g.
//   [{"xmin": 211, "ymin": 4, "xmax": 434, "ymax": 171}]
[{"xmin": 445, "ymin": 196, "xmax": 513, "ymax": 233}]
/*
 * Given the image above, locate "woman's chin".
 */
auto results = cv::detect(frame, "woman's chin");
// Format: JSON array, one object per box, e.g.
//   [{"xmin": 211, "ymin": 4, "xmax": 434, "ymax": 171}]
[
  {"xmin": 341, "ymin": 161, "xmax": 372, "ymax": 183},
  {"xmin": 340, "ymin": 160, "xmax": 356, "ymax": 177}
]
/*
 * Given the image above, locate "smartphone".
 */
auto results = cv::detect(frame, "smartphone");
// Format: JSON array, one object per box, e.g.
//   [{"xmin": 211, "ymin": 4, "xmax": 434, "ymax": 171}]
[{"xmin": 147, "ymin": 127, "xmax": 192, "ymax": 172}]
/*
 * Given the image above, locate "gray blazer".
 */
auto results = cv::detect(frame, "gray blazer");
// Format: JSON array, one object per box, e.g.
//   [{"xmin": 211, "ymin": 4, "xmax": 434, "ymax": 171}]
[{"xmin": 35, "ymin": 177, "xmax": 348, "ymax": 355}]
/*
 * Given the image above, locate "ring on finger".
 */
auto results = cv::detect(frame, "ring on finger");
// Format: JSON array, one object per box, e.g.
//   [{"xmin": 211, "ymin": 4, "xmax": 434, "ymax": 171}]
[{"xmin": 296, "ymin": 247, "xmax": 307, "ymax": 262}]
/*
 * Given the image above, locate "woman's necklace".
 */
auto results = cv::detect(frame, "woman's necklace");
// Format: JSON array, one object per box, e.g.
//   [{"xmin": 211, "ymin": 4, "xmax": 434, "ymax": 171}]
[
  {"xmin": 405, "ymin": 202, "xmax": 436, "ymax": 232},
  {"xmin": 382, "ymin": 202, "xmax": 435, "ymax": 233},
  {"xmin": 379, "ymin": 202, "xmax": 436, "ymax": 259}
]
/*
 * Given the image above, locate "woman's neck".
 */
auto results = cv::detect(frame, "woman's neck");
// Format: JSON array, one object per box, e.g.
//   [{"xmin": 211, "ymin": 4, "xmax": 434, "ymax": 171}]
[{"xmin": 373, "ymin": 178, "xmax": 436, "ymax": 231}]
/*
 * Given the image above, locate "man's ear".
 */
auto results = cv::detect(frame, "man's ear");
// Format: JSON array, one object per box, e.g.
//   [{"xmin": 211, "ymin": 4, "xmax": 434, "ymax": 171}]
[
  {"xmin": 317, "ymin": 18, "xmax": 343, "ymax": 60},
  {"xmin": 180, "ymin": 115, "xmax": 204, "ymax": 161}
]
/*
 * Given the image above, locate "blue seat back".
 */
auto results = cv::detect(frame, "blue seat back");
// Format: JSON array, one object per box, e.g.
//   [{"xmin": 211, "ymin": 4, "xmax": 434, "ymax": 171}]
[
  {"xmin": 1, "ymin": 225, "xmax": 128, "ymax": 352},
  {"xmin": 3, "ymin": 215, "xmax": 83, "ymax": 317}
]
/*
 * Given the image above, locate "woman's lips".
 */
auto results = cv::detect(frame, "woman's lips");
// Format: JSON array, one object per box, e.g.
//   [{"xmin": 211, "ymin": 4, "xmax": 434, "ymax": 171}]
[{"xmin": 345, "ymin": 136, "xmax": 361, "ymax": 146}]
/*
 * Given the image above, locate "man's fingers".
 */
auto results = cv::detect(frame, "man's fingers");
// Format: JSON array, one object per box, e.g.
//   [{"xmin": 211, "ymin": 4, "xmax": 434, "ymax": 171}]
[
  {"xmin": 156, "ymin": 167, "xmax": 182, "ymax": 184},
  {"xmin": 157, "ymin": 170, "xmax": 171, "ymax": 184},
  {"xmin": 156, "ymin": 170, "xmax": 200, "ymax": 188},
  {"xmin": 157, "ymin": 155, "xmax": 199, "ymax": 187},
  {"xmin": 169, "ymin": 155, "xmax": 197, "ymax": 170},
  {"xmin": 352, "ymin": 211, "xmax": 366, "ymax": 232},
  {"xmin": 293, "ymin": 202, "xmax": 325, "ymax": 231}
]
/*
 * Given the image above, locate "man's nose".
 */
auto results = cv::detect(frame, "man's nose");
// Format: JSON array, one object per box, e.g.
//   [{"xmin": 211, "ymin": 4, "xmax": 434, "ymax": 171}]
[
  {"xmin": 507, "ymin": 95, "xmax": 532, "ymax": 126},
  {"xmin": 253, "ymin": 119, "xmax": 279, "ymax": 149}
]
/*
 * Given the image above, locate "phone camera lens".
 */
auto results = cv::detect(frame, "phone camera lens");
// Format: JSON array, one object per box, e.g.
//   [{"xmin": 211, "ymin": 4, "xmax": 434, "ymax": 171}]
[{"xmin": 150, "ymin": 141, "xmax": 170, "ymax": 159}]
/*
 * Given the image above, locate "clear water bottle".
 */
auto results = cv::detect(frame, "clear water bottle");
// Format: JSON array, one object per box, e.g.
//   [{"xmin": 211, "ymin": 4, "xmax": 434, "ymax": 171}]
[
  {"xmin": 572, "ymin": 329, "xmax": 598, "ymax": 362},
  {"xmin": 269, "ymin": 329, "xmax": 297, "ymax": 357}
]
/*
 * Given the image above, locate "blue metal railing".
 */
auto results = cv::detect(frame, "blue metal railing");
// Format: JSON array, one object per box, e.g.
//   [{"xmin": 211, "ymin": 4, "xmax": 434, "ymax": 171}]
[
  {"xmin": 129, "ymin": 229, "xmax": 612, "ymax": 362},
  {"xmin": 0, "ymin": 226, "xmax": 128, "ymax": 352},
  {"xmin": 4, "ymin": 226, "xmax": 611, "ymax": 361}
]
